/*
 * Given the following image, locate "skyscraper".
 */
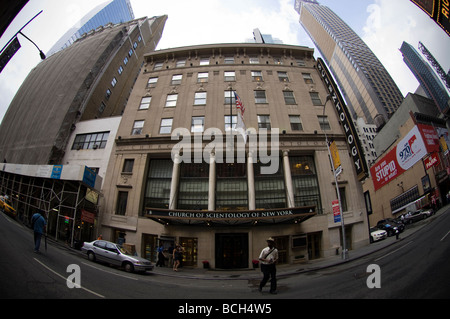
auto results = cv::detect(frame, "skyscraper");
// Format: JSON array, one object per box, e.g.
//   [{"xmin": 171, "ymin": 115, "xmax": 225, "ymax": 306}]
[
  {"xmin": 295, "ymin": 0, "xmax": 404, "ymax": 125},
  {"xmin": 47, "ymin": 0, "xmax": 135, "ymax": 56},
  {"xmin": 400, "ymin": 41, "xmax": 450, "ymax": 114}
]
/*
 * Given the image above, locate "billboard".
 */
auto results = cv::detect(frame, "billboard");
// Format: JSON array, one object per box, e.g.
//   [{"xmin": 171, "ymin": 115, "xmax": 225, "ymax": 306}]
[
  {"xmin": 411, "ymin": 0, "xmax": 450, "ymax": 36},
  {"xmin": 371, "ymin": 124, "xmax": 439, "ymax": 191}
]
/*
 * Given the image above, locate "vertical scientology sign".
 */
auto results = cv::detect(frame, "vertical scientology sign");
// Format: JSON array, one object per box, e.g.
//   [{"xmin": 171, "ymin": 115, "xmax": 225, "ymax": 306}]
[{"xmin": 317, "ymin": 58, "xmax": 369, "ymax": 181}]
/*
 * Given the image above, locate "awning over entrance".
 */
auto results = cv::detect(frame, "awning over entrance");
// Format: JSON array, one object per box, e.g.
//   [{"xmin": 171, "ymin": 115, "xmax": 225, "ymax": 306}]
[{"xmin": 145, "ymin": 206, "xmax": 316, "ymax": 226}]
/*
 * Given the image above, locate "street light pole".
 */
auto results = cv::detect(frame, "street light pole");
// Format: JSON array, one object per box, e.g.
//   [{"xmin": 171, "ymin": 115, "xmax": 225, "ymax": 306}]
[{"xmin": 323, "ymin": 95, "xmax": 348, "ymax": 260}]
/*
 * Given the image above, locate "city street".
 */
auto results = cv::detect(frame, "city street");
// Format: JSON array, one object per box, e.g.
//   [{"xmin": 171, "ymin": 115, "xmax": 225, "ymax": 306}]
[{"xmin": 0, "ymin": 207, "xmax": 449, "ymax": 302}]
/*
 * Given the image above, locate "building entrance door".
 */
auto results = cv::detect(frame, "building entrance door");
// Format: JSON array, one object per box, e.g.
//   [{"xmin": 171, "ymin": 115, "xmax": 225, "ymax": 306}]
[{"xmin": 215, "ymin": 233, "xmax": 248, "ymax": 269}]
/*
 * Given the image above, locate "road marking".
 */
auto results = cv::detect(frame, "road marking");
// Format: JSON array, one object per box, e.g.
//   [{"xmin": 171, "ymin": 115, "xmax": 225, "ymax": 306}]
[
  {"xmin": 441, "ymin": 230, "xmax": 450, "ymax": 242},
  {"xmin": 374, "ymin": 241, "xmax": 414, "ymax": 262},
  {"xmin": 34, "ymin": 258, "xmax": 105, "ymax": 298},
  {"xmin": 81, "ymin": 261, "xmax": 138, "ymax": 281}
]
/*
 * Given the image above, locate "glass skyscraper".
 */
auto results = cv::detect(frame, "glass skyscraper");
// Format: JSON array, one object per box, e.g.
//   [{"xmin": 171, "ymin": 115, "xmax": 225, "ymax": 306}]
[
  {"xmin": 400, "ymin": 41, "xmax": 450, "ymax": 114},
  {"xmin": 48, "ymin": 0, "xmax": 135, "ymax": 56},
  {"xmin": 295, "ymin": 0, "xmax": 404, "ymax": 125}
]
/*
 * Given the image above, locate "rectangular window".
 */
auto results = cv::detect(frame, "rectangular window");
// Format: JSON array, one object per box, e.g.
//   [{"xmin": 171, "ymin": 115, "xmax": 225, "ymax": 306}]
[
  {"xmin": 116, "ymin": 191, "xmax": 128, "ymax": 216},
  {"xmin": 144, "ymin": 159, "xmax": 173, "ymax": 210},
  {"xmin": 139, "ymin": 96, "xmax": 151, "ymax": 110},
  {"xmin": 111, "ymin": 77, "xmax": 117, "ymax": 87},
  {"xmin": 254, "ymin": 161, "xmax": 285, "ymax": 209},
  {"xmin": 199, "ymin": 58, "xmax": 209, "ymax": 65},
  {"xmin": 124, "ymin": 56, "xmax": 129, "ymax": 65},
  {"xmin": 254, "ymin": 90, "xmax": 267, "ymax": 104},
  {"xmin": 302, "ymin": 73, "xmax": 314, "ymax": 84},
  {"xmin": 251, "ymin": 71, "xmax": 263, "ymax": 82},
  {"xmin": 105, "ymin": 89, "xmax": 111, "ymax": 100},
  {"xmin": 171, "ymin": 74, "xmax": 182, "ymax": 85},
  {"xmin": 318, "ymin": 116, "xmax": 331, "ymax": 131},
  {"xmin": 224, "ymin": 90, "xmax": 236, "ymax": 104},
  {"xmin": 273, "ymin": 57, "xmax": 283, "ymax": 65},
  {"xmin": 289, "ymin": 156, "xmax": 322, "ymax": 213},
  {"xmin": 147, "ymin": 77, "xmax": 158, "ymax": 88},
  {"xmin": 194, "ymin": 92, "xmax": 207, "ymax": 105},
  {"xmin": 176, "ymin": 59, "xmax": 186, "ymax": 67},
  {"xmin": 160, "ymin": 118, "xmax": 173, "ymax": 134},
  {"xmin": 216, "ymin": 163, "xmax": 248, "ymax": 210},
  {"xmin": 191, "ymin": 116, "xmax": 205, "ymax": 133},
  {"xmin": 154, "ymin": 62, "xmax": 163, "ymax": 70},
  {"xmin": 132, "ymin": 120, "xmax": 144, "ymax": 135},
  {"xmin": 165, "ymin": 94, "xmax": 178, "ymax": 107},
  {"xmin": 224, "ymin": 115, "xmax": 237, "ymax": 131},
  {"xmin": 197, "ymin": 72, "xmax": 208, "ymax": 83},
  {"xmin": 128, "ymin": 49, "xmax": 133, "ymax": 57},
  {"xmin": 122, "ymin": 159, "xmax": 135, "ymax": 173},
  {"xmin": 289, "ymin": 115, "xmax": 303, "ymax": 131},
  {"xmin": 118, "ymin": 65, "xmax": 124, "ymax": 75},
  {"xmin": 224, "ymin": 71, "xmax": 236, "ymax": 82},
  {"xmin": 72, "ymin": 131, "xmax": 110, "ymax": 150},
  {"xmin": 224, "ymin": 56, "xmax": 235, "ymax": 64},
  {"xmin": 310, "ymin": 92, "xmax": 322, "ymax": 105},
  {"xmin": 178, "ymin": 163, "xmax": 210, "ymax": 210},
  {"xmin": 249, "ymin": 56, "xmax": 259, "ymax": 64},
  {"xmin": 278, "ymin": 71, "xmax": 289, "ymax": 82},
  {"xmin": 283, "ymin": 91, "xmax": 296, "ymax": 104},
  {"xmin": 258, "ymin": 115, "xmax": 271, "ymax": 129}
]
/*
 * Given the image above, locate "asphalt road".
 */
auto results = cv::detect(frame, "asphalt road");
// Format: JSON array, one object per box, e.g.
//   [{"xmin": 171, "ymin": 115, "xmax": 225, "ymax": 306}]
[{"xmin": 1, "ymin": 208, "xmax": 449, "ymax": 302}]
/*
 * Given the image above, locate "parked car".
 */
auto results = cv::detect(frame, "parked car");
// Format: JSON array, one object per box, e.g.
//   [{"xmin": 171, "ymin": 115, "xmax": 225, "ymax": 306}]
[
  {"xmin": 0, "ymin": 195, "xmax": 16, "ymax": 218},
  {"xmin": 419, "ymin": 208, "xmax": 434, "ymax": 218},
  {"xmin": 376, "ymin": 220, "xmax": 401, "ymax": 236},
  {"xmin": 82, "ymin": 240, "xmax": 154, "ymax": 273},
  {"xmin": 378, "ymin": 218, "xmax": 405, "ymax": 232},
  {"xmin": 370, "ymin": 227, "xmax": 387, "ymax": 243},
  {"xmin": 403, "ymin": 210, "xmax": 425, "ymax": 224}
]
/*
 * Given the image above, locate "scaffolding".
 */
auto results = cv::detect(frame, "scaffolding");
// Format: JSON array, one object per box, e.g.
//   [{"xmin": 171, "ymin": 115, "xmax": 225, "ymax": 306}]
[{"xmin": 0, "ymin": 164, "xmax": 102, "ymax": 247}]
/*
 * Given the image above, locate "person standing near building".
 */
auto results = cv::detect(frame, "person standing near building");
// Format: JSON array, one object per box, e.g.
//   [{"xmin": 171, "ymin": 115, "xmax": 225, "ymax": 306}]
[
  {"xmin": 31, "ymin": 210, "xmax": 47, "ymax": 253},
  {"xmin": 258, "ymin": 237, "xmax": 278, "ymax": 294}
]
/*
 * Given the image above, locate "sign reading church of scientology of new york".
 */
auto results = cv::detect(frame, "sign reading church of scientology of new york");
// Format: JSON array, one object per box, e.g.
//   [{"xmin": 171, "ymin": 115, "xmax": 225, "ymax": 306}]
[{"xmin": 317, "ymin": 58, "xmax": 369, "ymax": 181}]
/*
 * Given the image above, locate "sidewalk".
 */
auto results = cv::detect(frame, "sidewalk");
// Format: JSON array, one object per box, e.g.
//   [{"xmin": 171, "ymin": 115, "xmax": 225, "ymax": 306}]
[{"xmin": 150, "ymin": 204, "xmax": 449, "ymax": 281}]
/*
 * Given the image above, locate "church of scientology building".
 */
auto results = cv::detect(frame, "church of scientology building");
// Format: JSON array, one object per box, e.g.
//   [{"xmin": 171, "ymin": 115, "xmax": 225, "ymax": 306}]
[{"xmin": 99, "ymin": 43, "xmax": 369, "ymax": 269}]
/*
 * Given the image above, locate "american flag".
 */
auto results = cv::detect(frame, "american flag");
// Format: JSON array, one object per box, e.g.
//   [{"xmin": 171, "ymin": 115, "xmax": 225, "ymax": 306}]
[{"xmin": 234, "ymin": 92, "xmax": 245, "ymax": 116}]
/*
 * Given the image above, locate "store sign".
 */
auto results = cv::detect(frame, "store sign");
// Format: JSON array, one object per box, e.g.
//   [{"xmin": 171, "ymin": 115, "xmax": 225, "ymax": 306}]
[
  {"xmin": 81, "ymin": 209, "xmax": 95, "ymax": 224},
  {"xmin": 145, "ymin": 206, "xmax": 315, "ymax": 225},
  {"xmin": 424, "ymin": 152, "xmax": 440, "ymax": 169},
  {"xmin": 317, "ymin": 58, "xmax": 369, "ymax": 181},
  {"xmin": 371, "ymin": 125, "xmax": 429, "ymax": 191}
]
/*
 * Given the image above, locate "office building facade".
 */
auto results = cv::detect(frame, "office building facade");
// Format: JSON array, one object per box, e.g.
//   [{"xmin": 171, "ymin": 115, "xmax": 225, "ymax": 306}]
[
  {"xmin": 99, "ymin": 43, "xmax": 369, "ymax": 269},
  {"xmin": 295, "ymin": 0, "xmax": 404, "ymax": 125},
  {"xmin": 48, "ymin": 0, "xmax": 135, "ymax": 56},
  {"xmin": 0, "ymin": 16, "xmax": 167, "ymax": 165},
  {"xmin": 400, "ymin": 41, "xmax": 450, "ymax": 115}
]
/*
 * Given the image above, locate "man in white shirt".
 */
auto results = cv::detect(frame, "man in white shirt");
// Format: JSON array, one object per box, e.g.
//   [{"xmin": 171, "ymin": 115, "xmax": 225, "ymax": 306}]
[{"xmin": 258, "ymin": 237, "xmax": 278, "ymax": 294}]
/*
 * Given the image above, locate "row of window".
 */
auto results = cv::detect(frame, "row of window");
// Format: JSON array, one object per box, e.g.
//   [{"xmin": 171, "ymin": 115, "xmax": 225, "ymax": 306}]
[
  {"xmin": 115, "ymin": 157, "xmax": 325, "ymax": 214},
  {"xmin": 131, "ymin": 114, "xmax": 331, "ymax": 135},
  {"xmin": 146, "ymin": 71, "xmax": 314, "ymax": 88},
  {"xmin": 152, "ymin": 56, "xmax": 307, "ymax": 70},
  {"xmin": 138, "ymin": 90, "xmax": 323, "ymax": 110},
  {"xmin": 104, "ymin": 35, "xmax": 142, "ymax": 102}
]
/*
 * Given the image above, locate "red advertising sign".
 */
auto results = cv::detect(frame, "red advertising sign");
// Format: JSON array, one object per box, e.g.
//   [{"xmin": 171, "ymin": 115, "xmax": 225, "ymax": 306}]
[
  {"xmin": 371, "ymin": 125, "xmax": 429, "ymax": 191},
  {"xmin": 424, "ymin": 152, "xmax": 440, "ymax": 169},
  {"xmin": 81, "ymin": 209, "xmax": 95, "ymax": 224}
]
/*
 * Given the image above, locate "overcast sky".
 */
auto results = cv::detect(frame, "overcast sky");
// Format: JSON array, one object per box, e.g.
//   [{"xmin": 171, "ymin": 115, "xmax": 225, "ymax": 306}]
[{"xmin": 0, "ymin": 0, "xmax": 449, "ymax": 125}]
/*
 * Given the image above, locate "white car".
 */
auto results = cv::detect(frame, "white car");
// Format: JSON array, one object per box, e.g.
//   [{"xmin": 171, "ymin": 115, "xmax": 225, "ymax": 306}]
[
  {"xmin": 82, "ymin": 240, "xmax": 153, "ymax": 273},
  {"xmin": 370, "ymin": 227, "xmax": 387, "ymax": 243}
]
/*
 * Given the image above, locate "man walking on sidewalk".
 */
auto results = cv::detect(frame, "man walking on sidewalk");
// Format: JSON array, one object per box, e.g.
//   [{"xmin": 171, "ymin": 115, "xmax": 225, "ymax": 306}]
[
  {"xmin": 31, "ymin": 210, "xmax": 47, "ymax": 253},
  {"xmin": 258, "ymin": 237, "xmax": 279, "ymax": 294}
]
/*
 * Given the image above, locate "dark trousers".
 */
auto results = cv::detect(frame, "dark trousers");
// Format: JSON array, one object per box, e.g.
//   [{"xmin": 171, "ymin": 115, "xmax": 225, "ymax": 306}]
[{"xmin": 259, "ymin": 263, "xmax": 277, "ymax": 292}]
